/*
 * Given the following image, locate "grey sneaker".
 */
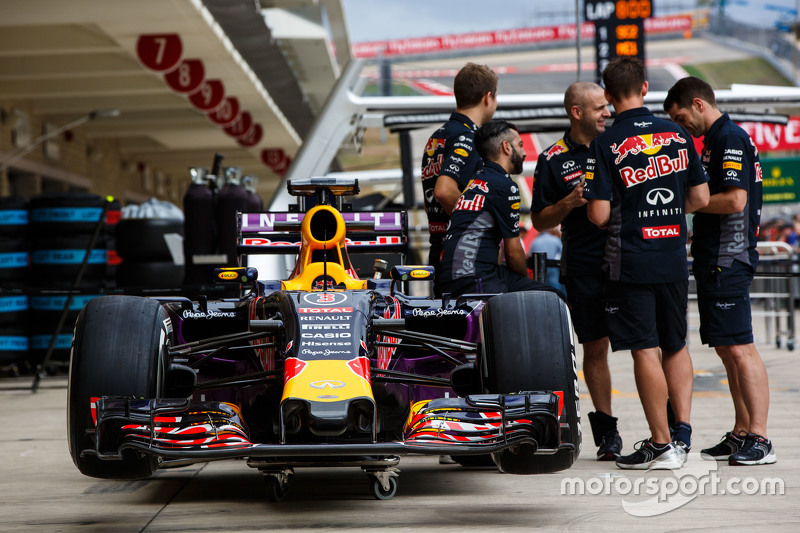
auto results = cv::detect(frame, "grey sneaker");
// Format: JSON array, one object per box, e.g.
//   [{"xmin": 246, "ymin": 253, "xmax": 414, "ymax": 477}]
[{"xmin": 616, "ymin": 439, "xmax": 685, "ymax": 470}]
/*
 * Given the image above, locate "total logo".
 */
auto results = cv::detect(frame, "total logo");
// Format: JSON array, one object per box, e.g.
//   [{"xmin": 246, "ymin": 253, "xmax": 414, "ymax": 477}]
[
  {"xmin": 611, "ymin": 132, "xmax": 686, "ymax": 164},
  {"xmin": 642, "ymin": 224, "xmax": 681, "ymax": 239}
]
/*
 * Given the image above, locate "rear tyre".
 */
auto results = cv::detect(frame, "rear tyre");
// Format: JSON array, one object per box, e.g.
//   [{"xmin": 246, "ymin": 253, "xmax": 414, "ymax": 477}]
[
  {"xmin": 67, "ymin": 295, "xmax": 169, "ymax": 479},
  {"xmin": 479, "ymin": 291, "xmax": 580, "ymax": 474}
]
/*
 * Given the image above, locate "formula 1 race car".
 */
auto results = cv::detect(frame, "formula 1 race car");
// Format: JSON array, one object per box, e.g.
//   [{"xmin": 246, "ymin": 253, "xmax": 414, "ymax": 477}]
[{"xmin": 67, "ymin": 178, "xmax": 580, "ymax": 500}]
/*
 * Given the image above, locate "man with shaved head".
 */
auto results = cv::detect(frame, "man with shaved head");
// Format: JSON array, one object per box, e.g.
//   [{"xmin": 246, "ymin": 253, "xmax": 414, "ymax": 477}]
[{"xmin": 530, "ymin": 81, "xmax": 621, "ymax": 461}]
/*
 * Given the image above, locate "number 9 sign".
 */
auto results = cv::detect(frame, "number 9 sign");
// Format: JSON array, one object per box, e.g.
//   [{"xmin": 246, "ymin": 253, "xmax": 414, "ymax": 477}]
[
  {"xmin": 136, "ymin": 34, "xmax": 183, "ymax": 73},
  {"xmin": 189, "ymin": 80, "xmax": 225, "ymax": 112}
]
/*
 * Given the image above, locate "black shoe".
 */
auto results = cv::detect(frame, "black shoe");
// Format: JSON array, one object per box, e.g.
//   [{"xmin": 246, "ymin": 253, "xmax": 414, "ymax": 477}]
[
  {"xmin": 616, "ymin": 439, "xmax": 685, "ymax": 470},
  {"xmin": 700, "ymin": 432, "xmax": 746, "ymax": 461},
  {"xmin": 597, "ymin": 431, "xmax": 622, "ymax": 461},
  {"xmin": 729, "ymin": 434, "xmax": 777, "ymax": 466}
]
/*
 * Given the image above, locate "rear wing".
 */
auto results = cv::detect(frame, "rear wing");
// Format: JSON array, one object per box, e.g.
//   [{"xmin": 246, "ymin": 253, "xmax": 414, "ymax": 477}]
[{"xmin": 237, "ymin": 211, "xmax": 409, "ymax": 255}]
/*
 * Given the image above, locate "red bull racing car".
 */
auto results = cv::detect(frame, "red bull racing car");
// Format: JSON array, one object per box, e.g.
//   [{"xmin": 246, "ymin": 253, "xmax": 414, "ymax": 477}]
[{"xmin": 67, "ymin": 178, "xmax": 580, "ymax": 500}]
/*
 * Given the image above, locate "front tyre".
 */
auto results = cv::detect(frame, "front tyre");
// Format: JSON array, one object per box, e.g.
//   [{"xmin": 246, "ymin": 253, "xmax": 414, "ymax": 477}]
[
  {"xmin": 479, "ymin": 291, "xmax": 581, "ymax": 474},
  {"xmin": 67, "ymin": 295, "xmax": 170, "ymax": 479}
]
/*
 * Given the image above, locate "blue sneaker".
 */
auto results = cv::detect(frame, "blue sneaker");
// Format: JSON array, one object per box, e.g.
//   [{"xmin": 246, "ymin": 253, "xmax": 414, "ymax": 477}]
[{"xmin": 729, "ymin": 434, "xmax": 776, "ymax": 466}]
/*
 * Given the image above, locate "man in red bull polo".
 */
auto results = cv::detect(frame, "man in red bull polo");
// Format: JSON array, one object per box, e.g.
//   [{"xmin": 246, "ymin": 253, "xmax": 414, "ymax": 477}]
[
  {"xmin": 421, "ymin": 63, "xmax": 498, "ymax": 296},
  {"xmin": 665, "ymin": 76, "xmax": 775, "ymax": 466},
  {"xmin": 583, "ymin": 57, "xmax": 710, "ymax": 470},
  {"xmin": 438, "ymin": 120, "xmax": 564, "ymax": 300},
  {"xmin": 531, "ymin": 81, "xmax": 622, "ymax": 461}
]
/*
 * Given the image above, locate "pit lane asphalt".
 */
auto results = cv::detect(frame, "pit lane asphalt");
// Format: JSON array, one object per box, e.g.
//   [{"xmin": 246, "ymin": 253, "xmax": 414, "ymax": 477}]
[{"xmin": 1, "ymin": 303, "xmax": 797, "ymax": 532}]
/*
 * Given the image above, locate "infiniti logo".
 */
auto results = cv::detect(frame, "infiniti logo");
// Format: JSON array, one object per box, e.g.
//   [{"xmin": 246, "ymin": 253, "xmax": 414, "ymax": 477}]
[
  {"xmin": 310, "ymin": 380, "xmax": 345, "ymax": 389},
  {"xmin": 646, "ymin": 188, "xmax": 675, "ymax": 206},
  {"xmin": 563, "ymin": 160, "xmax": 576, "ymax": 169}
]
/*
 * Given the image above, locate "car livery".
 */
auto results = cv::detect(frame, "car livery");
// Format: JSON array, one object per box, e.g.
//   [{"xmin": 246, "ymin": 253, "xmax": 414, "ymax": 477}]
[{"xmin": 67, "ymin": 178, "xmax": 580, "ymax": 501}]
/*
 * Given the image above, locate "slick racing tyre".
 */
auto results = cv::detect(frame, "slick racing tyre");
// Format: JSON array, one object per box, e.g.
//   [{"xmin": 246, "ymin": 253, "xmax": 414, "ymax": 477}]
[
  {"xmin": 479, "ymin": 290, "xmax": 580, "ymax": 474},
  {"xmin": 68, "ymin": 295, "xmax": 169, "ymax": 479}
]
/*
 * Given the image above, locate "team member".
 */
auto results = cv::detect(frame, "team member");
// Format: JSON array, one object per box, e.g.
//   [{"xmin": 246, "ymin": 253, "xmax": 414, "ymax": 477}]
[
  {"xmin": 421, "ymin": 63, "xmax": 498, "ymax": 295},
  {"xmin": 439, "ymin": 120, "xmax": 563, "ymax": 299},
  {"xmin": 531, "ymin": 81, "xmax": 621, "ymax": 460},
  {"xmin": 583, "ymin": 58, "xmax": 709, "ymax": 470},
  {"xmin": 664, "ymin": 76, "xmax": 775, "ymax": 466}
]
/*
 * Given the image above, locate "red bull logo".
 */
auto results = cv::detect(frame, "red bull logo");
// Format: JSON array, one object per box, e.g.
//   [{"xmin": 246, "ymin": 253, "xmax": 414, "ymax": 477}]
[
  {"xmin": 544, "ymin": 141, "xmax": 568, "ymax": 161},
  {"xmin": 454, "ymin": 194, "xmax": 485, "ymax": 212},
  {"xmin": 620, "ymin": 149, "xmax": 689, "ymax": 188},
  {"xmin": 425, "ymin": 138, "xmax": 446, "ymax": 156},
  {"xmin": 468, "ymin": 179, "xmax": 489, "ymax": 193},
  {"xmin": 611, "ymin": 132, "xmax": 686, "ymax": 164}
]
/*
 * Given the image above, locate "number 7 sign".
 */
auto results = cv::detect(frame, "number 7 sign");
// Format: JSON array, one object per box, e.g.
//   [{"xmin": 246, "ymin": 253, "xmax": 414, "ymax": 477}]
[{"xmin": 136, "ymin": 34, "xmax": 183, "ymax": 73}]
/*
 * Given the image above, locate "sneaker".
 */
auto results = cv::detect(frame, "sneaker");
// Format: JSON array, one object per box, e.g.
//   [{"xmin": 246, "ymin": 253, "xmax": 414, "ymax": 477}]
[
  {"xmin": 616, "ymin": 439, "xmax": 685, "ymax": 470},
  {"xmin": 597, "ymin": 431, "xmax": 622, "ymax": 461},
  {"xmin": 438, "ymin": 455, "xmax": 458, "ymax": 465},
  {"xmin": 700, "ymin": 432, "xmax": 746, "ymax": 461},
  {"xmin": 729, "ymin": 434, "xmax": 777, "ymax": 466}
]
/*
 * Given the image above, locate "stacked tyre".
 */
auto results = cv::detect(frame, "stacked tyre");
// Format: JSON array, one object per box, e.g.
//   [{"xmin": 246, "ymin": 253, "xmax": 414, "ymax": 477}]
[
  {"xmin": 29, "ymin": 192, "xmax": 109, "ymax": 289},
  {"xmin": 0, "ymin": 196, "xmax": 30, "ymax": 373},
  {"xmin": 0, "ymin": 292, "xmax": 29, "ymax": 374},
  {"xmin": 28, "ymin": 192, "xmax": 110, "ymax": 372},
  {"xmin": 0, "ymin": 196, "xmax": 30, "ymax": 288},
  {"xmin": 29, "ymin": 294, "xmax": 101, "ymax": 374},
  {"xmin": 115, "ymin": 218, "xmax": 184, "ymax": 289}
]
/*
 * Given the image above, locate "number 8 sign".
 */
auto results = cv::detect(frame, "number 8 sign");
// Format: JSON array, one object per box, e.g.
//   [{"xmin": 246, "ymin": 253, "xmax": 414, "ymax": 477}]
[
  {"xmin": 164, "ymin": 59, "xmax": 205, "ymax": 94},
  {"xmin": 136, "ymin": 34, "xmax": 183, "ymax": 73}
]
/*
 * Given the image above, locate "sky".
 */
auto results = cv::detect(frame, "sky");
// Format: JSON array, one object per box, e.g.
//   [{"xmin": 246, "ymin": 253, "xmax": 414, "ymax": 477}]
[
  {"xmin": 340, "ymin": 1, "xmax": 798, "ymax": 43},
  {"xmin": 341, "ymin": 0, "xmax": 579, "ymax": 42}
]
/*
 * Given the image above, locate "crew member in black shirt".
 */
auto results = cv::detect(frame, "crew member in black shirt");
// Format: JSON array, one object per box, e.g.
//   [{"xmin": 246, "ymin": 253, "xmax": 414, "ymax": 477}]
[
  {"xmin": 422, "ymin": 63, "xmax": 498, "ymax": 296},
  {"xmin": 439, "ymin": 120, "xmax": 563, "ymax": 299},
  {"xmin": 531, "ymin": 81, "xmax": 621, "ymax": 460},
  {"xmin": 665, "ymin": 76, "xmax": 775, "ymax": 466},
  {"xmin": 584, "ymin": 58, "xmax": 709, "ymax": 470}
]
